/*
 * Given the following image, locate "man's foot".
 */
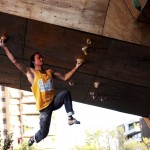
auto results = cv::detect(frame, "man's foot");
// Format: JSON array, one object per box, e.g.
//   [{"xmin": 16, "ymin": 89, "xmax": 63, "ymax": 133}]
[
  {"xmin": 28, "ymin": 136, "xmax": 35, "ymax": 146},
  {"xmin": 68, "ymin": 117, "xmax": 80, "ymax": 125}
]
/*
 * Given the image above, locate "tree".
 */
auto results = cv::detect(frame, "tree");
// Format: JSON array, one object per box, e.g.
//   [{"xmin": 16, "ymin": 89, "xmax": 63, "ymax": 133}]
[
  {"xmin": 72, "ymin": 127, "xmax": 150, "ymax": 150},
  {"xmin": 124, "ymin": 138, "xmax": 150, "ymax": 150},
  {"xmin": 14, "ymin": 142, "xmax": 39, "ymax": 150},
  {"xmin": 116, "ymin": 126, "xmax": 127, "ymax": 150},
  {"xmin": 85, "ymin": 129, "xmax": 103, "ymax": 149},
  {"xmin": 0, "ymin": 130, "xmax": 13, "ymax": 150},
  {"xmin": 143, "ymin": 137, "xmax": 150, "ymax": 149},
  {"xmin": 72, "ymin": 129, "xmax": 119, "ymax": 150}
]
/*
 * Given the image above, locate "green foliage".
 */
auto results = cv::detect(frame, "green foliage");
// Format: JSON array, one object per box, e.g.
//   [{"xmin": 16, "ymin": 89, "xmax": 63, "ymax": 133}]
[
  {"xmin": 3, "ymin": 133, "xmax": 13, "ymax": 150},
  {"xmin": 85, "ymin": 129, "xmax": 103, "ymax": 148},
  {"xmin": 124, "ymin": 138, "xmax": 150, "ymax": 150},
  {"xmin": 72, "ymin": 129, "xmax": 118, "ymax": 150},
  {"xmin": 116, "ymin": 126, "xmax": 127, "ymax": 150},
  {"xmin": 143, "ymin": 137, "xmax": 150, "ymax": 149},
  {"xmin": 0, "ymin": 130, "xmax": 13, "ymax": 150},
  {"xmin": 72, "ymin": 127, "xmax": 150, "ymax": 150},
  {"xmin": 14, "ymin": 142, "xmax": 38, "ymax": 150}
]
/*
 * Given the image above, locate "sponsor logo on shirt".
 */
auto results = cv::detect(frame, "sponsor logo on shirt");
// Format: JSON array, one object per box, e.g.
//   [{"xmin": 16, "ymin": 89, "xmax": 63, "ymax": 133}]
[{"xmin": 38, "ymin": 79, "xmax": 54, "ymax": 92}]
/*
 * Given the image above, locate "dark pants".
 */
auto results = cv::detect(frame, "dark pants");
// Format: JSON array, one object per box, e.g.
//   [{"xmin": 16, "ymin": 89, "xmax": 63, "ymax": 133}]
[{"xmin": 35, "ymin": 90, "xmax": 74, "ymax": 143}]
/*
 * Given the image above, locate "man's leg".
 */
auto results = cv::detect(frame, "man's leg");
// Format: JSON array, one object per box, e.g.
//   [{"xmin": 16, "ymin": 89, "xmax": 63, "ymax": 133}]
[
  {"xmin": 52, "ymin": 90, "xmax": 80, "ymax": 125},
  {"xmin": 28, "ymin": 104, "xmax": 53, "ymax": 146}
]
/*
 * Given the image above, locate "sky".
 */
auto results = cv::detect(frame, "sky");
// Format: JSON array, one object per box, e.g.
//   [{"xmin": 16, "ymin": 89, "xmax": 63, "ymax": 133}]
[{"xmin": 53, "ymin": 101, "xmax": 141, "ymax": 150}]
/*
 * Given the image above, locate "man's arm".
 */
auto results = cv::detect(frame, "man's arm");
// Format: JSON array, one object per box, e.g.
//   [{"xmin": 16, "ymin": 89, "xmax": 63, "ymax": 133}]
[
  {"xmin": 53, "ymin": 62, "xmax": 82, "ymax": 81},
  {"xmin": 0, "ymin": 39, "xmax": 28, "ymax": 75}
]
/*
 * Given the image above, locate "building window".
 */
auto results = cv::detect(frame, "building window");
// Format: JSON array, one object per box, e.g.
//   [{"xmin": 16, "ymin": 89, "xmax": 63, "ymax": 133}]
[
  {"xmin": 1, "ymin": 86, "xmax": 5, "ymax": 91},
  {"xmin": 3, "ymin": 118, "xmax": 6, "ymax": 124},
  {"xmin": 3, "ymin": 129, "xmax": 7, "ymax": 136},
  {"xmin": 129, "ymin": 123, "xmax": 134, "ymax": 130},
  {"xmin": 2, "ymin": 107, "xmax": 6, "ymax": 113},
  {"xmin": 2, "ymin": 98, "xmax": 5, "ymax": 102},
  {"xmin": 136, "ymin": 122, "xmax": 140, "ymax": 127},
  {"xmin": 135, "ymin": 133, "xmax": 141, "ymax": 138}
]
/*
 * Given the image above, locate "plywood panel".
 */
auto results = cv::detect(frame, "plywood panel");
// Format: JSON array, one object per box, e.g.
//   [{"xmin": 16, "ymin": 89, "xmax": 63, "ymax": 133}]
[
  {"xmin": 0, "ymin": 0, "xmax": 150, "ymax": 48},
  {"xmin": 103, "ymin": 0, "xmax": 142, "ymax": 44},
  {"xmin": 0, "ymin": 55, "xmax": 21, "ymax": 89},
  {"xmin": 123, "ymin": 0, "xmax": 140, "ymax": 20},
  {"xmin": 138, "ymin": 0, "xmax": 150, "ymax": 23},
  {"xmin": 139, "ymin": 24, "xmax": 150, "ymax": 47},
  {"xmin": 53, "ymin": 70, "xmax": 94, "ymax": 103},
  {"xmin": 0, "ymin": 12, "xmax": 27, "ymax": 88},
  {"xmin": 98, "ymin": 40, "xmax": 150, "ymax": 88},
  {"xmin": 24, "ymin": 20, "xmax": 111, "ymax": 76},
  {"xmin": 0, "ymin": 12, "xmax": 150, "ymax": 117},
  {"xmin": 85, "ymin": 77, "xmax": 150, "ymax": 116},
  {"xmin": 139, "ymin": 0, "xmax": 148, "ymax": 8},
  {"xmin": 123, "ymin": 0, "xmax": 147, "ymax": 20},
  {"xmin": 0, "ymin": 0, "xmax": 109, "ymax": 35},
  {"xmin": 0, "ymin": 12, "xmax": 27, "ymax": 58}
]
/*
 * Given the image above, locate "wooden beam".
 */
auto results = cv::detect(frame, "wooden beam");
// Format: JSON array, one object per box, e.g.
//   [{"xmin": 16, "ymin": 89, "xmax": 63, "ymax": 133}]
[
  {"xmin": 0, "ymin": 0, "xmax": 109, "ymax": 35},
  {"xmin": 123, "ymin": 0, "xmax": 140, "ymax": 20},
  {"xmin": 0, "ymin": 0, "xmax": 150, "ymax": 47},
  {"xmin": 139, "ymin": 0, "xmax": 148, "ymax": 9},
  {"xmin": 103, "ymin": 0, "xmax": 142, "ymax": 44},
  {"xmin": 123, "ymin": 0, "xmax": 147, "ymax": 20},
  {"xmin": 143, "ymin": 117, "xmax": 150, "ymax": 128},
  {"xmin": 138, "ymin": 0, "xmax": 150, "ymax": 24},
  {"xmin": 0, "ymin": 12, "xmax": 150, "ymax": 117}
]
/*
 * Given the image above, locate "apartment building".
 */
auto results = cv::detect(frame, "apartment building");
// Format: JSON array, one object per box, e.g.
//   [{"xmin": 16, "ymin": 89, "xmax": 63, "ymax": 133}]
[
  {"xmin": 0, "ymin": 86, "xmax": 57, "ymax": 150},
  {"xmin": 122, "ymin": 118, "xmax": 150, "ymax": 141}
]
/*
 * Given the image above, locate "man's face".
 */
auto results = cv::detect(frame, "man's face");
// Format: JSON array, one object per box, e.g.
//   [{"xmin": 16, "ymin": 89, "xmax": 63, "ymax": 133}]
[{"xmin": 34, "ymin": 53, "xmax": 44, "ymax": 66}]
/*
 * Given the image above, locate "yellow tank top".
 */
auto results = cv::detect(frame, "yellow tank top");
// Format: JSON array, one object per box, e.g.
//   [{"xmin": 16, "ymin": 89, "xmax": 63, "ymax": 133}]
[{"xmin": 31, "ymin": 69, "xmax": 55, "ymax": 111}]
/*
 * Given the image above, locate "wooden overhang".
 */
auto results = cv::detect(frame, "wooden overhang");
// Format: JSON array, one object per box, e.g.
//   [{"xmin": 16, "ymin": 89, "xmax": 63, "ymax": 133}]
[{"xmin": 0, "ymin": 0, "xmax": 150, "ymax": 117}]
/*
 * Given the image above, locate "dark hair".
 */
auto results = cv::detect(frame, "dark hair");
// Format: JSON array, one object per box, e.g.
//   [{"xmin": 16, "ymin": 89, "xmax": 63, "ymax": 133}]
[{"xmin": 30, "ymin": 52, "xmax": 40, "ymax": 68}]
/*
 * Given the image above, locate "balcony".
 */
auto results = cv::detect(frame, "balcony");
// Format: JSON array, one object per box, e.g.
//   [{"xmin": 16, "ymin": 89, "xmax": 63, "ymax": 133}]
[{"xmin": 124, "ymin": 126, "xmax": 141, "ymax": 136}]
